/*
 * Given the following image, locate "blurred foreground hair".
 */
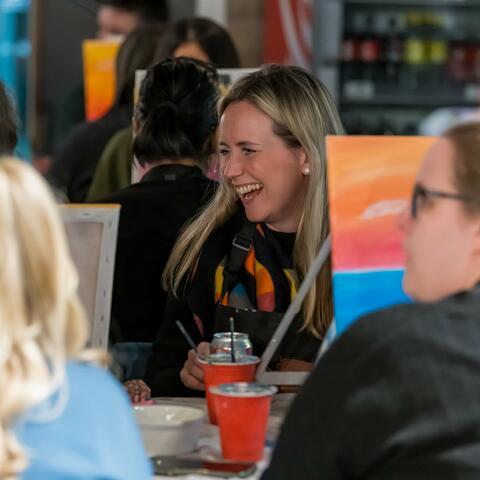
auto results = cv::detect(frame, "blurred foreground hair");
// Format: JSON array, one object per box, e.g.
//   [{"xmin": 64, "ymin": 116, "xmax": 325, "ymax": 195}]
[{"xmin": 0, "ymin": 158, "xmax": 102, "ymax": 478}]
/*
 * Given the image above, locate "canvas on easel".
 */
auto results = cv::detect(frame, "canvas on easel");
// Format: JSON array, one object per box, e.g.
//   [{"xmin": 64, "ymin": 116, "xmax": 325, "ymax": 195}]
[
  {"xmin": 61, "ymin": 204, "xmax": 120, "ymax": 349},
  {"xmin": 327, "ymin": 135, "xmax": 436, "ymax": 339},
  {"xmin": 257, "ymin": 135, "xmax": 436, "ymax": 384}
]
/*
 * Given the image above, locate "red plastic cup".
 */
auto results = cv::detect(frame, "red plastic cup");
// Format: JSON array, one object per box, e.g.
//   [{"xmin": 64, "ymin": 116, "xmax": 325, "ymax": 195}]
[
  {"xmin": 210, "ymin": 383, "xmax": 277, "ymax": 462},
  {"xmin": 200, "ymin": 354, "xmax": 259, "ymax": 425}
]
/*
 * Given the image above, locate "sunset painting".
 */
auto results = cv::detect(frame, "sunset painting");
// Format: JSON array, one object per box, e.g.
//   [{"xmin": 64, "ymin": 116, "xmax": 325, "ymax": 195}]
[{"xmin": 327, "ymin": 135, "xmax": 436, "ymax": 337}]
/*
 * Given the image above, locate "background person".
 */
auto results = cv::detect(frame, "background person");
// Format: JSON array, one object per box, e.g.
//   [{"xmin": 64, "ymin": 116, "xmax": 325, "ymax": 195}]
[
  {"xmin": 87, "ymin": 16, "xmax": 241, "ymax": 201},
  {"xmin": 46, "ymin": 24, "xmax": 166, "ymax": 202},
  {"xmin": 157, "ymin": 17, "xmax": 240, "ymax": 67},
  {"xmin": 139, "ymin": 65, "xmax": 344, "ymax": 399},
  {"xmin": 0, "ymin": 159, "xmax": 150, "ymax": 479},
  {"xmin": 37, "ymin": 0, "xmax": 170, "ymax": 170},
  {"xmin": 101, "ymin": 57, "xmax": 218, "ymax": 348},
  {"xmin": 263, "ymin": 122, "xmax": 480, "ymax": 480},
  {"xmin": 96, "ymin": 0, "xmax": 169, "ymax": 38}
]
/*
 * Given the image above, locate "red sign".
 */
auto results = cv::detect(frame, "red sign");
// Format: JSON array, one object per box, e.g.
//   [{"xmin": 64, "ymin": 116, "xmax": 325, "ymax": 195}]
[{"xmin": 263, "ymin": 0, "xmax": 313, "ymax": 68}]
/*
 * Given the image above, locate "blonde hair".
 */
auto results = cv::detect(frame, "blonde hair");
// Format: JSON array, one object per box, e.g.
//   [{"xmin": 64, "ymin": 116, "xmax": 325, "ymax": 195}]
[
  {"xmin": 0, "ymin": 158, "xmax": 100, "ymax": 478},
  {"xmin": 163, "ymin": 64, "xmax": 344, "ymax": 337}
]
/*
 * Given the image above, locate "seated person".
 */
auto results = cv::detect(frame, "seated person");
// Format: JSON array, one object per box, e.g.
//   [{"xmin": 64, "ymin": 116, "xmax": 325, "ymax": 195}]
[
  {"xmin": 0, "ymin": 159, "xmax": 150, "ymax": 479},
  {"xmin": 132, "ymin": 65, "xmax": 344, "ymax": 400},
  {"xmin": 263, "ymin": 122, "xmax": 480, "ymax": 479},
  {"xmin": 46, "ymin": 24, "xmax": 166, "ymax": 202},
  {"xmin": 47, "ymin": 0, "xmax": 169, "ymax": 158},
  {"xmin": 101, "ymin": 57, "xmax": 218, "ymax": 346},
  {"xmin": 87, "ymin": 16, "xmax": 240, "ymax": 200},
  {"xmin": 0, "ymin": 80, "xmax": 17, "ymax": 155}
]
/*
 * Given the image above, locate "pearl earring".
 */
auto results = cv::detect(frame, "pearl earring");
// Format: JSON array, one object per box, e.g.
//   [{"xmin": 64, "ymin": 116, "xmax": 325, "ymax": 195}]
[{"xmin": 303, "ymin": 166, "xmax": 310, "ymax": 175}]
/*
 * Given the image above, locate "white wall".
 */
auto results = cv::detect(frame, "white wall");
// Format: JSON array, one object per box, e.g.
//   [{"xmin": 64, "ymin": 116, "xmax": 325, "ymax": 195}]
[{"xmin": 195, "ymin": 0, "xmax": 227, "ymax": 25}]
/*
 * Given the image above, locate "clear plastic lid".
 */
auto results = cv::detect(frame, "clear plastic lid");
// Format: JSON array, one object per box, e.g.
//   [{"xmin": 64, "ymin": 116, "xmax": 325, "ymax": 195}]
[
  {"xmin": 213, "ymin": 332, "xmax": 249, "ymax": 339},
  {"xmin": 203, "ymin": 353, "xmax": 260, "ymax": 365},
  {"xmin": 209, "ymin": 382, "xmax": 277, "ymax": 397}
]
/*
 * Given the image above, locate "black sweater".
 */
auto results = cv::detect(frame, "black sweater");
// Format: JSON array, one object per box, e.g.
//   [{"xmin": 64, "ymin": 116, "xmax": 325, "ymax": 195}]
[
  {"xmin": 100, "ymin": 164, "xmax": 214, "ymax": 344},
  {"xmin": 263, "ymin": 288, "xmax": 480, "ymax": 480}
]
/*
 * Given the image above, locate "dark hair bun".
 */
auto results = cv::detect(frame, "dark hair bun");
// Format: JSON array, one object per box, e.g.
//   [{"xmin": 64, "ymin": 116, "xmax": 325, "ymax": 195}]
[{"xmin": 133, "ymin": 57, "xmax": 218, "ymax": 167}]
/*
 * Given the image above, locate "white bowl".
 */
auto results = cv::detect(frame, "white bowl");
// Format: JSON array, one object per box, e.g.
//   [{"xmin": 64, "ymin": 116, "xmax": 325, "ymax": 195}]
[{"xmin": 133, "ymin": 404, "xmax": 205, "ymax": 456}]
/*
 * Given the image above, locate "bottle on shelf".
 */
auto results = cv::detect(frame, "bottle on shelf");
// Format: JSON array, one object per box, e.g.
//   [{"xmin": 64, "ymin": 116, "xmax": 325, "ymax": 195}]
[
  {"xmin": 342, "ymin": 11, "xmax": 377, "ymax": 100},
  {"xmin": 383, "ymin": 12, "xmax": 406, "ymax": 90},
  {"xmin": 341, "ymin": 14, "xmax": 361, "ymax": 85},
  {"xmin": 448, "ymin": 32, "xmax": 470, "ymax": 87},
  {"xmin": 403, "ymin": 11, "xmax": 428, "ymax": 92},
  {"xmin": 359, "ymin": 14, "xmax": 381, "ymax": 86},
  {"xmin": 426, "ymin": 12, "xmax": 449, "ymax": 90},
  {"xmin": 471, "ymin": 33, "xmax": 480, "ymax": 84}
]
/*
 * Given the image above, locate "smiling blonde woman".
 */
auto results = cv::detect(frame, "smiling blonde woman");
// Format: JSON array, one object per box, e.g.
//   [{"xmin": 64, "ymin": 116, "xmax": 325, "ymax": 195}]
[
  {"xmin": 0, "ymin": 158, "xmax": 150, "ymax": 479},
  {"xmin": 140, "ymin": 64, "xmax": 344, "ymax": 398}
]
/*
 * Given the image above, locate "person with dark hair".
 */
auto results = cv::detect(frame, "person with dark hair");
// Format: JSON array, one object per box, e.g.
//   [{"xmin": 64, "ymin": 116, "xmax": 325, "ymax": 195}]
[
  {"xmin": 100, "ymin": 57, "xmax": 217, "ymax": 363},
  {"xmin": 159, "ymin": 17, "xmax": 240, "ymax": 68},
  {"xmin": 0, "ymin": 81, "xmax": 18, "ymax": 155},
  {"xmin": 46, "ymin": 24, "xmax": 166, "ymax": 202},
  {"xmin": 96, "ymin": 0, "xmax": 169, "ymax": 38},
  {"xmin": 86, "ymin": 16, "xmax": 241, "ymax": 201},
  {"xmin": 262, "ymin": 122, "xmax": 480, "ymax": 479}
]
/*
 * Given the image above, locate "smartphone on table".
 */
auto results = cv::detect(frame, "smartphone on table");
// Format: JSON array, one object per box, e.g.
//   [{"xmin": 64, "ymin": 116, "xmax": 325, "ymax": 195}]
[{"xmin": 151, "ymin": 456, "xmax": 257, "ymax": 478}]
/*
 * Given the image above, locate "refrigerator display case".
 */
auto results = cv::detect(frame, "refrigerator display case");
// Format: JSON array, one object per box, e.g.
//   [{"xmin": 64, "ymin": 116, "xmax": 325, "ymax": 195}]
[{"xmin": 314, "ymin": 0, "xmax": 480, "ymax": 135}]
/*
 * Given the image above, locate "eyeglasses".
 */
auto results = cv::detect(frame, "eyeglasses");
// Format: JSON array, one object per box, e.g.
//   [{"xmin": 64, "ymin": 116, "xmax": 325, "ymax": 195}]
[{"xmin": 410, "ymin": 183, "xmax": 471, "ymax": 218}]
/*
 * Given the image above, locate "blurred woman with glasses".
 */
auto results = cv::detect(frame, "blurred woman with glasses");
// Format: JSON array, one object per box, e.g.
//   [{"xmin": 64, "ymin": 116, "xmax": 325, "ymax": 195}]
[{"xmin": 263, "ymin": 121, "xmax": 480, "ymax": 479}]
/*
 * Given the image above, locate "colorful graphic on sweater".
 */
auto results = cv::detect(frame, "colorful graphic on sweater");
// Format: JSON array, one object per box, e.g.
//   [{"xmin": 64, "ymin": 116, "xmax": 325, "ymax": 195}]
[{"xmin": 327, "ymin": 136, "xmax": 435, "ymax": 336}]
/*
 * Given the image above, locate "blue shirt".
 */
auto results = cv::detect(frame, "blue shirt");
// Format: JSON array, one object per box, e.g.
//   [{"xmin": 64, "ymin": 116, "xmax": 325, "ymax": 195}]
[{"xmin": 15, "ymin": 361, "xmax": 151, "ymax": 479}]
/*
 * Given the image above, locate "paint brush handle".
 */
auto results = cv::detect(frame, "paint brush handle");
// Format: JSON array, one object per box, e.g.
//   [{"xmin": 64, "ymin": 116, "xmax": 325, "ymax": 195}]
[{"xmin": 175, "ymin": 321, "xmax": 207, "ymax": 361}]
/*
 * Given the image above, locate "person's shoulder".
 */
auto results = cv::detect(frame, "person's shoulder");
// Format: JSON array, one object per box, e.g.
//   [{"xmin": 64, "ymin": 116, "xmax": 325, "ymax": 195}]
[
  {"xmin": 66, "ymin": 360, "xmax": 129, "ymax": 405},
  {"xmin": 99, "ymin": 127, "xmax": 132, "ymax": 159},
  {"xmin": 352, "ymin": 289, "xmax": 479, "ymax": 339},
  {"xmin": 187, "ymin": 207, "xmax": 244, "ymax": 292},
  {"xmin": 57, "ymin": 120, "xmax": 94, "ymax": 151},
  {"xmin": 200, "ymin": 207, "xmax": 244, "ymax": 258},
  {"xmin": 67, "ymin": 360, "xmax": 119, "ymax": 386},
  {"xmin": 350, "ymin": 301, "xmax": 430, "ymax": 338},
  {"xmin": 324, "ymin": 290, "xmax": 480, "ymax": 365},
  {"xmin": 97, "ymin": 183, "xmax": 139, "ymax": 204},
  {"xmin": 209, "ymin": 207, "xmax": 245, "ymax": 240},
  {"xmin": 63, "ymin": 361, "xmax": 152, "ymax": 478},
  {"xmin": 110, "ymin": 126, "xmax": 132, "ymax": 144},
  {"xmin": 333, "ymin": 301, "xmax": 438, "ymax": 352}
]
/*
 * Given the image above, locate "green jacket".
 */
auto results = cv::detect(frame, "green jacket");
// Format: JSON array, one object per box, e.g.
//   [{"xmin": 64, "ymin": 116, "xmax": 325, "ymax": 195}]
[{"xmin": 87, "ymin": 127, "xmax": 133, "ymax": 201}]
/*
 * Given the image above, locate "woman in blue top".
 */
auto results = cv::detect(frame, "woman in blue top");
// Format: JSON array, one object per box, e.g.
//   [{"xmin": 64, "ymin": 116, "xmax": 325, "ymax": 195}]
[{"xmin": 0, "ymin": 159, "xmax": 150, "ymax": 479}]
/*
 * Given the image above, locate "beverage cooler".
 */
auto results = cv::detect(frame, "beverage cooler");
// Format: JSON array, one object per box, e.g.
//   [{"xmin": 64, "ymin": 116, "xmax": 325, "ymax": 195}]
[{"xmin": 313, "ymin": 0, "xmax": 480, "ymax": 135}]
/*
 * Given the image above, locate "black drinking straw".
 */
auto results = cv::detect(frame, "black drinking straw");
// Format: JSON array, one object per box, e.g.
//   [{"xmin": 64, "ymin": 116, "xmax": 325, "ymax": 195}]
[
  {"xmin": 229, "ymin": 317, "xmax": 236, "ymax": 363},
  {"xmin": 175, "ymin": 320, "xmax": 205, "ymax": 360}
]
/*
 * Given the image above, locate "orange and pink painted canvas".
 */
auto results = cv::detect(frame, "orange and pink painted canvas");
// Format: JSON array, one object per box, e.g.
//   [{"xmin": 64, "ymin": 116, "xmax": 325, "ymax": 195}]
[
  {"xmin": 327, "ymin": 135, "xmax": 435, "ymax": 337},
  {"xmin": 83, "ymin": 39, "xmax": 120, "ymax": 121}
]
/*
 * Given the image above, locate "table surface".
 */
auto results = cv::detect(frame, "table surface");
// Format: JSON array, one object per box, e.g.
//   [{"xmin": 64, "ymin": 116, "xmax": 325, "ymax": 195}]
[{"xmin": 151, "ymin": 394, "xmax": 295, "ymax": 479}]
